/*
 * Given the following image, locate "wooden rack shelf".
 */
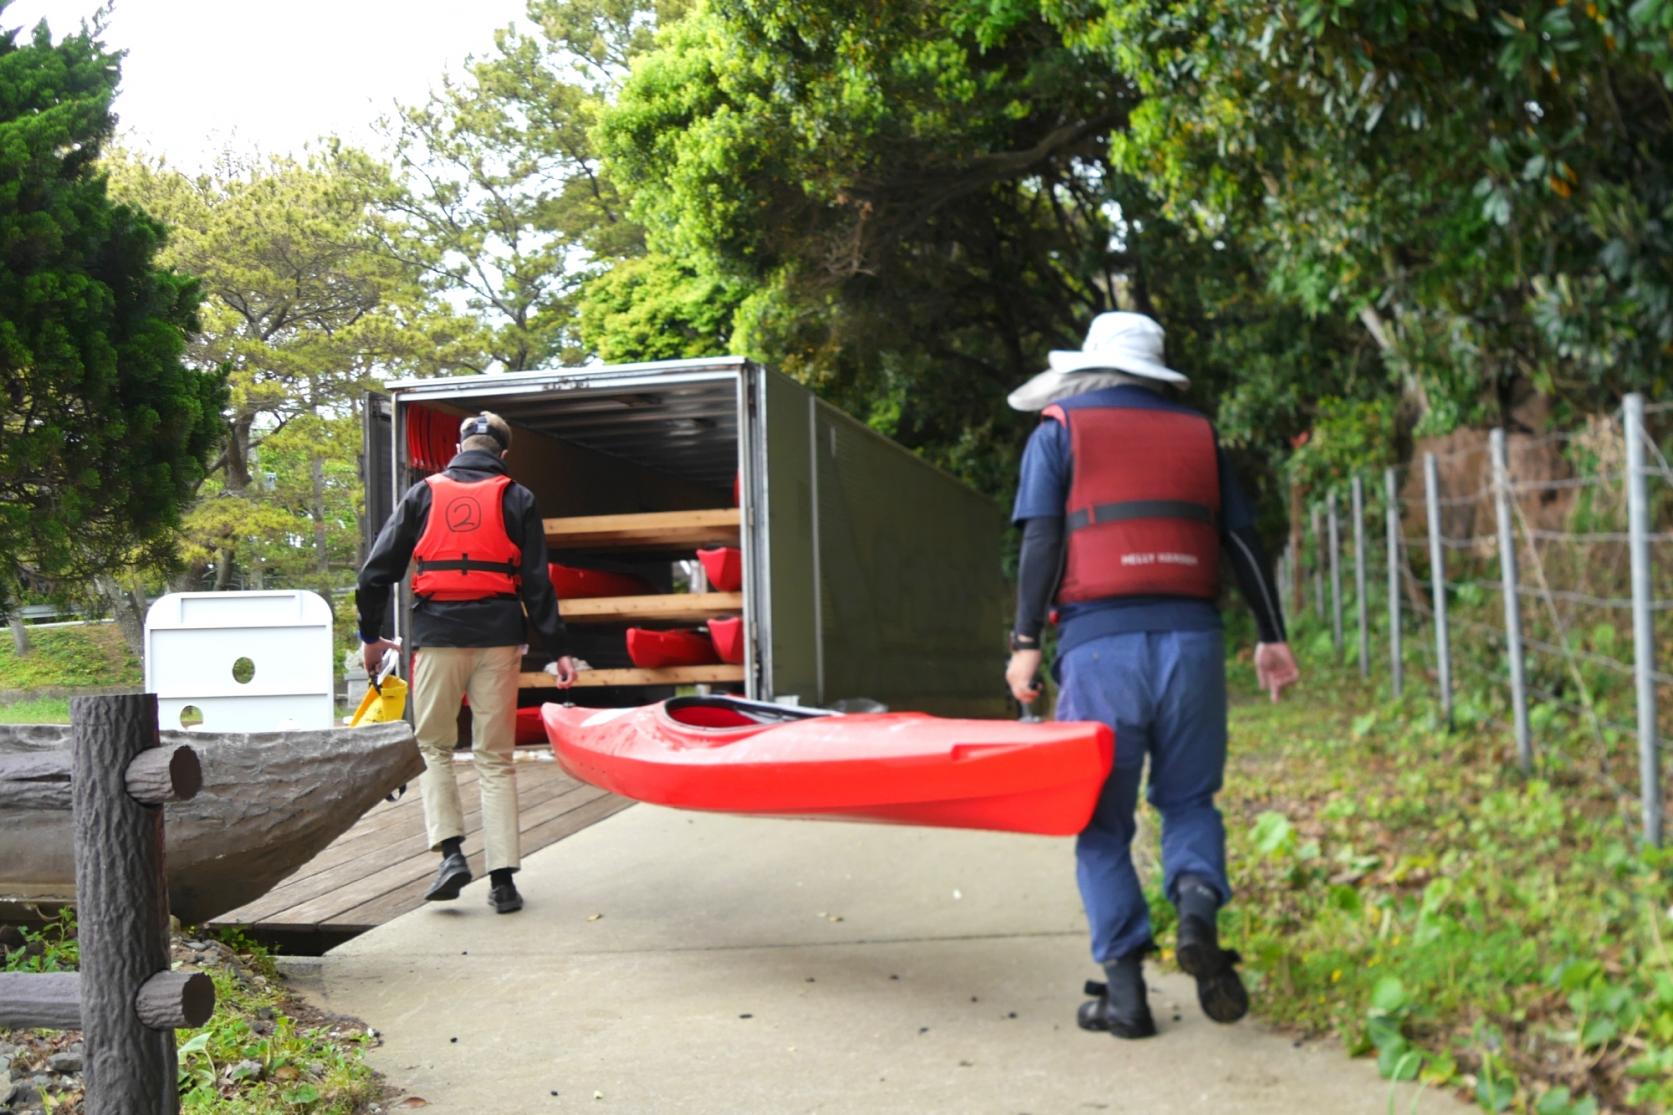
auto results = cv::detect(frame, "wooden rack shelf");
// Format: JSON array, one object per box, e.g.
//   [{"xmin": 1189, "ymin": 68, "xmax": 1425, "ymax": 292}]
[
  {"xmin": 545, "ymin": 508, "xmax": 740, "ymax": 550},
  {"xmin": 520, "ymin": 666, "xmax": 745, "ymax": 688},
  {"xmin": 560, "ymin": 592, "xmax": 742, "ymax": 625}
]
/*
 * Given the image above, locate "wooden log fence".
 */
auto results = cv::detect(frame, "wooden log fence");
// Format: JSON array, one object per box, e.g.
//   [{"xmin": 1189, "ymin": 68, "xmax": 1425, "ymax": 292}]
[{"xmin": 0, "ymin": 693, "xmax": 215, "ymax": 1114}]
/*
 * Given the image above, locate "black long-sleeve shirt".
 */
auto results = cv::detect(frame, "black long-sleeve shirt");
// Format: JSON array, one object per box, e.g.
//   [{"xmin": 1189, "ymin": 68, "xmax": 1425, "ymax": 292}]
[{"xmin": 356, "ymin": 449, "xmax": 569, "ymax": 660}]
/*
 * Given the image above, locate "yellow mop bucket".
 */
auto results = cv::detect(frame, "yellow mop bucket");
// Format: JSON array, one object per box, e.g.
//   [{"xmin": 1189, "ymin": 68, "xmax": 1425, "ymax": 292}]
[{"xmin": 350, "ymin": 647, "xmax": 407, "ymax": 726}]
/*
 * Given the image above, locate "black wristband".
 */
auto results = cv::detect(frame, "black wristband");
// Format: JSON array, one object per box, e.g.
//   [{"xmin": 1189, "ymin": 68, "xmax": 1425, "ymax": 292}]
[{"xmin": 1009, "ymin": 632, "xmax": 1041, "ymax": 652}]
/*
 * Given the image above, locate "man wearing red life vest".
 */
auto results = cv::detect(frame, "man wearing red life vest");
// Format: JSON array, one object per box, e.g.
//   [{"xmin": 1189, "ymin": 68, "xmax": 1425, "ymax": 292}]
[
  {"xmin": 357, "ymin": 412, "xmax": 577, "ymax": 915},
  {"xmin": 1004, "ymin": 312, "xmax": 1300, "ymax": 1039}
]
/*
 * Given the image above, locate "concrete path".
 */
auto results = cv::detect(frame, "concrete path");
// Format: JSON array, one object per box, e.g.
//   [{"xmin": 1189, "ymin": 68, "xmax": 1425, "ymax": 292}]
[{"xmin": 294, "ymin": 806, "xmax": 1467, "ymax": 1114}]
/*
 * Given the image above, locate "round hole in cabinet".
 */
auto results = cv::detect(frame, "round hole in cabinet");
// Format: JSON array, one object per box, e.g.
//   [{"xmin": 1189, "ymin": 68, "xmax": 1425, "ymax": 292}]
[
  {"xmin": 232, "ymin": 656, "xmax": 256, "ymax": 684},
  {"xmin": 179, "ymin": 705, "xmax": 204, "ymax": 728}
]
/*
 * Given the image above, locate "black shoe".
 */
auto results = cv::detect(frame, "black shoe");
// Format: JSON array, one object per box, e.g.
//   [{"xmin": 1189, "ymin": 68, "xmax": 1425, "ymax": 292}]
[
  {"xmin": 1176, "ymin": 913, "xmax": 1249, "ymax": 1023},
  {"xmin": 1076, "ymin": 956, "xmax": 1157, "ymax": 1039},
  {"xmin": 424, "ymin": 851, "xmax": 472, "ymax": 902},
  {"xmin": 488, "ymin": 882, "xmax": 523, "ymax": 914}
]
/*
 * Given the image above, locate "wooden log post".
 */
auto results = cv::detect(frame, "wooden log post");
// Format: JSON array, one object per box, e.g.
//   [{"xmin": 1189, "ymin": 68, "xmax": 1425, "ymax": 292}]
[
  {"xmin": 0, "ymin": 745, "xmax": 199, "ymax": 811},
  {"xmin": 0, "ymin": 750, "xmax": 72, "ymax": 809},
  {"xmin": 0, "ymin": 970, "xmax": 212, "ymax": 1032},
  {"xmin": 70, "ymin": 693, "xmax": 197, "ymax": 1114},
  {"xmin": 136, "ymin": 971, "xmax": 216, "ymax": 1030},
  {"xmin": 0, "ymin": 971, "xmax": 82, "ymax": 1028}
]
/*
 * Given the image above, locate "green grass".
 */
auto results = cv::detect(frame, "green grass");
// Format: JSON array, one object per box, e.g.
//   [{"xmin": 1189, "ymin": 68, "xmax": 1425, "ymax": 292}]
[
  {"xmin": 0, "ymin": 622, "xmax": 141, "ymax": 691},
  {"xmin": 175, "ymin": 934, "xmax": 382, "ymax": 1114},
  {"xmin": 0, "ymin": 695, "xmax": 71, "ymax": 723},
  {"xmin": 1185, "ymin": 622, "xmax": 1673, "ymax": 1114},
  {"xmin": 2, "ymin": 914, "xmax": 382, "ymax": 1113}
]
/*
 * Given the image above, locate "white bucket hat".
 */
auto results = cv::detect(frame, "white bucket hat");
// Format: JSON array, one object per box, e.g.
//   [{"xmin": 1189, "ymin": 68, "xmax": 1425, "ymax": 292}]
[{"xmin": 1007, "ymin": 312, "xmax": 1188, "ymax": 411}]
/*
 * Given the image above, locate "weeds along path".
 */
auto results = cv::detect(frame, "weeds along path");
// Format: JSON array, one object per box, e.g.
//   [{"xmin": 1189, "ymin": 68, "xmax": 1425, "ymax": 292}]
[{"xmin": 1209, "ymin": 648, "xmax": 1671, "ymax": 1114}]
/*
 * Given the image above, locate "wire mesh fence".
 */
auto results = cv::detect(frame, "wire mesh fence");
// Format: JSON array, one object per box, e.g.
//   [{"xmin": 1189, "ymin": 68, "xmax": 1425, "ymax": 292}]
[{"xmin": 1288, "ymin": 393, "xmax": 1667, "ymax": 846}]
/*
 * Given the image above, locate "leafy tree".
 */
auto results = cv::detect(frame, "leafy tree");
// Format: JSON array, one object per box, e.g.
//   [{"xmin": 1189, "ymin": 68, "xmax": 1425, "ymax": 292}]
[
  {"xmin": 579, "ymin": 254, "xmax": 741, "ymax": 361},
  {"xmin": 0, "ymin": 7, "xmax": 223, "ymax": 620},
  {"xmin": 105, "ymin": 149, "xmax": 441, "ymax": 593},
  {"xmin": 590, "ymin": 0, "xmax": 1367, "ymax": 506},
  {"xmin": 354, "ymin": 0, "xmax": 690, "ymax": 373},
  {"xmin": 1072, "ymin": 0, "xmax": 1673, "ymax": 428},
  {"xmin": 595, "ymin": 1, "xmax": 1125, "ymax": 489}
]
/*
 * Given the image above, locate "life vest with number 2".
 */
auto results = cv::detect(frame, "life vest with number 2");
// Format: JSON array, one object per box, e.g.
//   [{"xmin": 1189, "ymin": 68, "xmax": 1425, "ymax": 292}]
[
  {"xmin": 412, "ymin": 474, "xmax": 522, "ymax": 601},
  {"xmin": 1044, "ymin": 399, "xmax": 1220, "ymax": 603}
]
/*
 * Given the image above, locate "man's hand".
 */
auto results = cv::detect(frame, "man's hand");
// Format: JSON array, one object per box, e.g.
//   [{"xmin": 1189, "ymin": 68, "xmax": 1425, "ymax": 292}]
[
  {"xmin": 1005, "ymin": 648, "xmax": 1043, "ymax": 705},
  {"xmin": 1254, "ymin": 642, "xmax": 1300, "ymax": 703},
  {"xmin": 362, "ymin": 638, "xmax": 399, "ymax": 677},
  {"xmin": 545, "ymin": 656, "xmax": 579, "ymax": 689}
]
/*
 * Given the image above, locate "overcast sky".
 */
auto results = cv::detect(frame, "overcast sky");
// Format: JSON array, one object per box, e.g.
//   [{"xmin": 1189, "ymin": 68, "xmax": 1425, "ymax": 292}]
[{"xmin": 4, "ymin": 0, "xmax": 530, "ymax": 170}]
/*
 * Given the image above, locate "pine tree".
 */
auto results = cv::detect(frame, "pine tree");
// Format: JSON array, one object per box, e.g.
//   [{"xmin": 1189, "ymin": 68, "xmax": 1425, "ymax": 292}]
[{"xmin": 0, "ymin": 6, "xmax": 224, "ymax": 612}]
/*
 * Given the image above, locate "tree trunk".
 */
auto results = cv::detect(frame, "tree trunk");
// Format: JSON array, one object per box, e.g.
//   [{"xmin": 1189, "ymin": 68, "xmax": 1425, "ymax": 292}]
[
  {"xmin": 9, "ymin": 613, "xmax": 29, "ymax": 657},
  {"xmin": 95, "ymin": 577, "xmax": 147, "ymax": 661},
  {"xmin": 224, "ymin": 415, "xmax": 255, "ymax": 493},
  {"xmin": 1358, "ymin": 305, "xmax": 1431, "ymax": 418},
  {"xmin": 213, "ymin": 548, "xmax": 235, "ymax": 592},
  {"xmin": 311, "ymin": 452, "xmax": 330, "ymax": 575},
  {"xmin": 1288, "ymin": 481, "xmax": 1305, "ymax": 618}
]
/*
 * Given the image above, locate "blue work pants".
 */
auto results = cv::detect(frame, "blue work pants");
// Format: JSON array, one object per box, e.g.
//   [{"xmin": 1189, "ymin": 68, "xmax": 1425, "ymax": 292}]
[{"xmin": 1056, "ymin": 630, "xmax": 1230, "ymax": 964}]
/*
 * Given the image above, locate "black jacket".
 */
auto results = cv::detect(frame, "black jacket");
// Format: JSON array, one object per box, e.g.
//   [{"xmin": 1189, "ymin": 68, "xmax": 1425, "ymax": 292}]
[{"xmin": 355, "ymin": 450, "xmax": 569, "ymax": 659}]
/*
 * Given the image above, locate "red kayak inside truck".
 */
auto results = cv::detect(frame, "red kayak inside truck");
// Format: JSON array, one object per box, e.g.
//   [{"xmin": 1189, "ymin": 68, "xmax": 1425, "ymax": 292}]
[{"xmin": 542, "ymin": 696, "xmax": 1113, "ymax": 836}]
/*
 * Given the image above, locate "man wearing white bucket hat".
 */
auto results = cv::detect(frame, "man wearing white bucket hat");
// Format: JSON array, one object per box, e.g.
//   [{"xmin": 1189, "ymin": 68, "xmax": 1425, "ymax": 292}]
[{"xmin": 1004, "ymin": 311, "xmax": 1299, "ymax": 1039}]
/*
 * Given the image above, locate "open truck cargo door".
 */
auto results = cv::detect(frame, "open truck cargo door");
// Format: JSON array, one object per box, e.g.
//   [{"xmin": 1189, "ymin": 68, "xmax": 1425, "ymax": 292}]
[
  {"xmin": 365, "ymin": 358, "xmax": 1007, "ymax": 721},
  {"xmin": 752, "ymin": 367, "xmax": 1007, "ymax": 714}
]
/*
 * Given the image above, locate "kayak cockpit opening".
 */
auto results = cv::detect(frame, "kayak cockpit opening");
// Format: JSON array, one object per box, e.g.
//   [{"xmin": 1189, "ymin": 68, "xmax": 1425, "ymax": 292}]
[{"xmin": 662, "ymin": 695, "xmax": 835, "ymax": 730}]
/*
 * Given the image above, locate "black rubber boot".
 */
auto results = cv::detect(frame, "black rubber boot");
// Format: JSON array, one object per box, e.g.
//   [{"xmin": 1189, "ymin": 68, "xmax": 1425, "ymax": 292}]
[
  {"xmin": 1175, "ymin": 877, "xmax": 1248, "ymax": 1024},
  {"xmin": 1076, "ymin": 952, "xmax": 1157, "ymax": 1039}
]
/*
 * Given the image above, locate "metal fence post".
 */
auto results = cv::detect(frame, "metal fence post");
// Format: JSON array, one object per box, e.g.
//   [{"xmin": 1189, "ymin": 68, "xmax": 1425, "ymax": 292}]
[
  {"xmin": 1328, "ymin": 492, "xmax": 1343, "ymax": 655},
  {"xmin": 1311, "ymin": 503, "xmax": 1325, "ymax": 618},
  {"xmin": 1385, "ymin": 468, "xmax": 1403, "ymax": 698},
  {"xmin": 1424, "ymin": 452, "xmax": 1453, "ymax": 725},
  {"xmin": 1352, "ymin": 473, "xmax": 1369, "ymax": 677},
  {"xmin": 1491, "ymin": 429, "xmax": 1532, "ymax": 773},
  {"xmin": 1624, "ymin": 393, "xmax": 1663, "ymax": 845},
  {"xmin": 1275, "ymin": 547, "xmax": 1288, "ymax": 618}
]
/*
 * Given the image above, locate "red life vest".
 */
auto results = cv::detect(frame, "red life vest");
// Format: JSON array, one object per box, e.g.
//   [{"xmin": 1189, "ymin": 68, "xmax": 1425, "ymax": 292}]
[
  {"xmin": 1044, "ymin": 399, "xmax": 1221, "ymax": 603},
  {"xmin": 411, "ymin": 474, "xmax": 522, "ymax": 601}
]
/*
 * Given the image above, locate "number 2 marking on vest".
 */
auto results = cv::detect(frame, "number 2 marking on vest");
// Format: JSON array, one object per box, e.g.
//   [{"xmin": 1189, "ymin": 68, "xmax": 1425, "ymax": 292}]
[{"xmin": 446, "ymin": 497, "xmax": 482, "ymax": 533}]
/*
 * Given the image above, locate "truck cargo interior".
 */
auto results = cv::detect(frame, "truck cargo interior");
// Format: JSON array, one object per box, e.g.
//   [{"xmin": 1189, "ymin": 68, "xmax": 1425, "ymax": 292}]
[
  {"xmin": 367, "ymin": 358, "xmax": 1007, "ymax": 733},
  {"xmin": 386, "ymin": 369, "xmax": 747, "ymax": 724}
]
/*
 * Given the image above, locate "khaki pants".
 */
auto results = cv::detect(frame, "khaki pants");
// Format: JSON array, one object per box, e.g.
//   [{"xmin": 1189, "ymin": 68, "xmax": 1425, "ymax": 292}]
[{"xmin": 411, "ymin": 645, "xmax": 522, "ymax": 873}]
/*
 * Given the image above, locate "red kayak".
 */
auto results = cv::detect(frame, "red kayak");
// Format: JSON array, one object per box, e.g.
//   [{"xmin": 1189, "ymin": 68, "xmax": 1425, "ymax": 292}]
[
  {"xmin": 541, "ymin": 696, "xmax": 1113, "ymax": 835},
  {"xmin": 695, "ymin": 546, "xmax": 743, "ymax": 592},
  {"xmin": 550, "ymin": 563, "xmax": 652, "ymax": 599},
  {"xmin": 626, "ymin": 627, "xmax": 721, "ymax": 669},
  {"xmin": 515, "ymin": 706, "xmax": 546, "ymax": 745},
  {"xmin": 708, "ymin": 616, "xmax": 745, "ymax": 664}
]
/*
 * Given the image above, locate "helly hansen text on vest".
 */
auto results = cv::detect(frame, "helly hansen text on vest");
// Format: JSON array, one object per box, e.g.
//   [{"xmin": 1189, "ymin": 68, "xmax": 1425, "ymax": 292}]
[
  {"xmin": 412, "ymin": 474, "xmax": 523, "ymax": 601},
  {"xmin": 1043, "ymin": 399, "xmax": 1221, "ymax": 602}
]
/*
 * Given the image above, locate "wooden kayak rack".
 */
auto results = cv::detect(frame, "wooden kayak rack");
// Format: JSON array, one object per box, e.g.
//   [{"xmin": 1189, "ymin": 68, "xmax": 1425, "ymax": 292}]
[
  {"xmin": 521, "ymin": 665, "xmax": 746, "ymax": 689},
  {"xmin": 533, "ymin": 508, "xmax": 745, "ymax": 689},
  {"xmin": 559, "ymin": 591, "xmax": 742, "ymax": 625},
  {"xmin": 544, "ymin": 508, "xmax": 740, "ymax": 550}
]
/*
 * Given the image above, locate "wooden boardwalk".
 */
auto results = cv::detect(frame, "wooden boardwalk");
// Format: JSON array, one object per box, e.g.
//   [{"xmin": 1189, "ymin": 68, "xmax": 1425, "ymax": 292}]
[{"xmin": 211, "ymin": 753, "xmax": 629, "ymax": 946}]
